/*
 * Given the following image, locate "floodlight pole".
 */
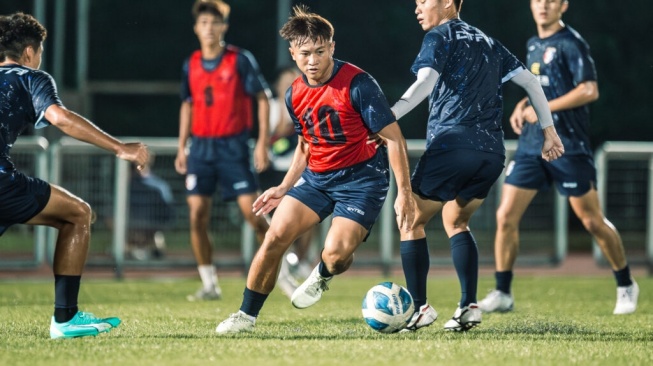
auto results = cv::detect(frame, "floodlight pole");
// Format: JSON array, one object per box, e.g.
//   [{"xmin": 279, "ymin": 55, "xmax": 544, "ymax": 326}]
[{"xmin": 276, "ymin": 0, "xmax": 292, "ymax": 68}]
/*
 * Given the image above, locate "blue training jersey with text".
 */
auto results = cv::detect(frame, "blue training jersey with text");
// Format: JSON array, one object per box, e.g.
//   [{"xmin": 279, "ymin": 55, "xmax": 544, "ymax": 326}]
[
  {"xmin": 411, "ymin": 19, "xmax": 525, "ymax": 156},
  {"xmin": 0, "ymin": 65, "xmax": 61, "ymax": 172},
  {"xmin": 516, "ymin": 26, "xmax": 597, "ymax": 157}
]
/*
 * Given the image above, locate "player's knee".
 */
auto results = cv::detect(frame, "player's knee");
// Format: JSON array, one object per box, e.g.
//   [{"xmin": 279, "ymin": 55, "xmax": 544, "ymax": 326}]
[
  {"xmin": 496, "ymin": 210, "xmax": 518, "ymax": 232},
  {"xmin": 70, "ymin": 200, "xmax": 92, "ymax": 226},
  {"xmin": 580, "ymin": 215, "xmax": 603, "ymax": 235},
  {"xmin": 263, "ymin": 226, "xmax": 292, "ymax": 248}
]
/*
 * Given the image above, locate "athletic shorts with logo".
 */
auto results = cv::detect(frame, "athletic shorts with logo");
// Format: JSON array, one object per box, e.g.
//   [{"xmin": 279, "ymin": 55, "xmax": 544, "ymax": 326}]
[
  {"xmin": 185, "ymin": 132, "xmax": 259, "ymax": 200},
  {"xmin": 286, "ymin": 148, "xmax": 389, "ymax": 234},
  {"xmin": 505, "ymin": 154, "xmax": 596, "ymax": 197}
]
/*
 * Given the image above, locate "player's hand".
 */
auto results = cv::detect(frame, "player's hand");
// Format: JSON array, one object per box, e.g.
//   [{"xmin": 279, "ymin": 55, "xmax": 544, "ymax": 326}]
[
  {"xmin": 522, "ymin": 106, "xmax": 538, "ymax": 124},
  {"xmin": 394, "ymin": 191, "xmax": 415, "ymax": 233},
  {"xmin": 254, "ymin": 141, "xmax": 270, "ymax": 173},
  {"xmin": 541, "ymin": 126, "xmax": 565, "ymax": 162},
  {"xmin": 367, "ymin": 133, "xmax": 386, "ymax": 149},
  {"xmin": 174, "ymin": 150, "xmax": 187, "ymax": 175},
  {"xmin": 253, "ymin": 186, "xmax": 288, "ymax": 216},
  {"xmin": 117, "ymin": 142, "xmax": 150, "ymax": 171},
  {"xmin": 509, "ymin": 105, "xmax": 525, "ymax": 135}
]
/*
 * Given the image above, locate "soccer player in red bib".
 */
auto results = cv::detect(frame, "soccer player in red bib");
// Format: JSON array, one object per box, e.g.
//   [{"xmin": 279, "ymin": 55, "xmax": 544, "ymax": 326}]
[
  {"xmin": 175, "ymin": 0, "xmax": 271, "ymax": 302},
  {"xmin": 216, "ymin": 5, "xmax": 415, "ymax": 334}
]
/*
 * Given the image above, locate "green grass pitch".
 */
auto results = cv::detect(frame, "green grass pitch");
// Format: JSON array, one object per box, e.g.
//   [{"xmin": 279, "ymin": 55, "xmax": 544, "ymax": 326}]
[{"xmin": 1, "ymin": 275, "xmax": 651, "ymax": 366}]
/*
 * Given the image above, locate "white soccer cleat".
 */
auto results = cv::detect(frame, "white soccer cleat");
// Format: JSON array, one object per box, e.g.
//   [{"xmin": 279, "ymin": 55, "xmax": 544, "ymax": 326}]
[
  {"xmin": 399, "ymin": 303, "xmax": 438, "ymax": 333},
  {"xmin": 291, "ymin": 264, "xmax": 332, "ymax": 309},
  {"xmin": 478, "ymin": 289, "xmax": 514, "ymax": 313},
  {"xmin": 216, "ymin": 311, "xmax": 255, "ymax": 334},
  {"xmin": 277, "ymin": 261, "xmax": 300, "ymax": 299},
  {"xmin": 613, "ymin": 280, "xmax": 639, "ymax": 315},
  {"xmin": 444, "ymin": 303, "xmax": 481, "ymax": 332}
]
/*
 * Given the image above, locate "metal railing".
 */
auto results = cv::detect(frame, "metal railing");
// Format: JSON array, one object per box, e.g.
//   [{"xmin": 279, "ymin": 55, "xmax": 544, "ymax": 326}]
[{"xmin": 10, "ymin": 138, "xmax": 653, "ymax": 276}]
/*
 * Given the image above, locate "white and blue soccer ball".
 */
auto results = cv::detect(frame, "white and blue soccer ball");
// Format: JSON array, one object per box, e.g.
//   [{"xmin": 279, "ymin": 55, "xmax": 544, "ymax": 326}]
[{"xmin": 361, "ymin": 282, "xmax": 414, "ymax": 333}]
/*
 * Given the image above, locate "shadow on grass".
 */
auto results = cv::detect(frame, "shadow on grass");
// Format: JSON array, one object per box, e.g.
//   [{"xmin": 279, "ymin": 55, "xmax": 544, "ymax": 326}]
[{"xmin": 174, "ymin": 317, "xmax": 653, "ymax": 342}]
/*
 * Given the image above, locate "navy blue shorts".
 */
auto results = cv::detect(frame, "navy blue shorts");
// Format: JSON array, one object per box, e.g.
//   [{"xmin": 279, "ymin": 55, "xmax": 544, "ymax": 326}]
[
  {"xmin": 0, "ymin": 170, "xmax": 51, "ymax": 235},
  {"xmin": 185, "ymin": 133, "xmax": 259, "ymax": 201},
  {"xmin": 286, "ymin": 149, "xmax": 389, "ymax": 233},
  {"xmin": 505, "ymin": 154, "xmax": 596, "ymax": 197},
  {"xmin": 411, "ymin": 149, "xmax": 505, "ymax": 202}
]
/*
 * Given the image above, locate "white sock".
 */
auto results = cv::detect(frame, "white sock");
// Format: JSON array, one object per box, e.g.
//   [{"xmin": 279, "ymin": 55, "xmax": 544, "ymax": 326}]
[
  {"xmin": 238, "ymin": 310, "xmax": 256, "ymax": 323},
  {"xmin": 198, "ymin": 265, "xmax": 216, "ymax": 292}
]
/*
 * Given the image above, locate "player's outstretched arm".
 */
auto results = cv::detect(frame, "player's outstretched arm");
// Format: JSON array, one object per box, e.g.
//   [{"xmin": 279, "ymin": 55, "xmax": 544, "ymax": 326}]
[
  {"xmin": 390, "ymin": 67, "xmax": 438, "ymax": 120},
  {"xmin": 45, "ymin": 104, "xmax": 150, "ymax": 169},
  {"xmin": 376, "ymin": 122, "xmax": 415, "ymax": 232},
  {"xmin": 253, "ymin": 137, "xmax": 309, "ymax": 217}
]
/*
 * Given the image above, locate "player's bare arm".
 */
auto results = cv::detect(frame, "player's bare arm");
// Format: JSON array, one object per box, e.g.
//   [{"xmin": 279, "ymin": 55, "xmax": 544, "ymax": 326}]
[
  {"xmin": 253, "ymin": 90, "xmax": 271, "ymax": 173},
  {"xmin": 45, "ymin": 104, "xmax": 150, "ymax": 169},
  {"xmin": 523, "ymin": 80, "xmax": 599, "ymax": 123},
  {"xmin": 253, "ymin": 136, "xmax": 309, "ymax": 216},
  {"xmin": 509, "ymin": 97, "xmax": 529, "ymax": 135},
  {"xmin": 376, "ymin": 122, "xmax": 415, "ymax": 232},
  {"xmin": 175, "ymin": 101, "xmax": 193, "ymax": 174}
]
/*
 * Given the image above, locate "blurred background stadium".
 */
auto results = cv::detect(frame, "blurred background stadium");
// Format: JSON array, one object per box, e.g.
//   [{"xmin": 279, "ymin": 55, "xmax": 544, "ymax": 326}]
[{"xmin": 1, "ymin": 0, "xmax": 651, "ymax": 276}]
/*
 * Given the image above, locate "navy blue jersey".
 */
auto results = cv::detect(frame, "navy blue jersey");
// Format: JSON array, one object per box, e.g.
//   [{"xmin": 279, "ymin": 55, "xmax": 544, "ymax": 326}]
[
  {"xmin": 285, "ymin": 59, "xmax": 396, "ymax": 136},
  {"xmin": 180, "ymin": 45, "xmax": 269, "ymax": 101},
  {"xmin": 0, "ymin": 65, "xmax": 61, "ymax": 172},
  {"xmin": 411, "ymin": 19, "xmax": 525, "ymax": 156},
  {"xmin": 517, "ymin": 26, "xmax": 597, "ymax": 157}
]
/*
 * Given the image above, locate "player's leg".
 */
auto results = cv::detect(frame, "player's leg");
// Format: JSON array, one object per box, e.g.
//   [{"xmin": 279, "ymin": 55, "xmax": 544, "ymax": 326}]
[
  {"xmin": 186, "ymin": 194, "xmax": 222, "ymax": 301},
  {"xmin": 216, "ymin": 196, "xmax": 319, "ymax": 333},
  {"xmin": 236, "ymin": 192, "xmax": 270, "ymax": 244},
  {"xmin": 397, "ymin": 152, "xmax": 445, "ymax": 331},
  {"xmin": 399, "ymin": 194, "xmax": 442, "ymax": 331},
  {"xmin": 440, "ymin": 196, "xmax": 484, "ymax": 331},
  {"xmin": 479, "ymin": 184, "xmax": 537, "ymax": 313},
  {"xmin": 569, "ymin": 189, "xmax": 638, "ymax": 314},
  {"xmin": 290, "ymin": 216, "xmax": 368, "ymax": 309},
  {"xmin": 26, "ymin": 184, "xmax": 120, "ymax": 339}
]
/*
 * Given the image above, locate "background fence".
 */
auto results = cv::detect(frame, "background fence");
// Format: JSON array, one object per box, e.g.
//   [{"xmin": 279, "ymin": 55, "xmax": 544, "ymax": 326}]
[{"xmin": 1, "ymin": 137, "xmax": 650, "ymax": 276}]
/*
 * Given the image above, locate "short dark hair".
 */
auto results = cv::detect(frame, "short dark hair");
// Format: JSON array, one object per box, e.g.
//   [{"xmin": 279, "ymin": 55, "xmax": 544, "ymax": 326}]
[
  {"xmin": 0, "ymin": 12, "xmax": 47, "ymax": 62},
  {"xmin": 192, "ymin": 0, "xmax": 230, "ymax": 22},
  {"xmin": 279, "ymin": 5, "xmax": 334, "ymax": 47}
]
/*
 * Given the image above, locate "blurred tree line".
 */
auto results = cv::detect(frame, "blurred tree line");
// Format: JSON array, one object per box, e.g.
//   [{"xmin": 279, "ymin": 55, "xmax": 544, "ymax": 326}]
[{"xmin": 2, "ymin": 0, "xmax": 651, "ymax": 147}]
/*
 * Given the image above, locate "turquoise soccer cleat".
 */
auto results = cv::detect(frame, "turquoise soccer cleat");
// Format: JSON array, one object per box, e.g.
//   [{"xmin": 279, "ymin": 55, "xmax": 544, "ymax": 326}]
[{"xmin": 50, "ymin": 311, "xmax": 121, "ymax": 339}]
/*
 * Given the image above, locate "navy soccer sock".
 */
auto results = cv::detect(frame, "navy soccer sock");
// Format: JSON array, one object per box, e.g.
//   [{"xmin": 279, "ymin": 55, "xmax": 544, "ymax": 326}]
[
  {"xmin": 495, "ymin": 270, "xmax": 513, "ymax": 294},
  {"xmin": 613, "ymin": 265, "xmax": 633, "ymax": 287},
  {"xmin": 450, "ymin": 232, "xmax": 479, "ymax": 307},
  {"xmin": 400, "ymin": 238, "xmax": 430, "ymax": 310},
  {"xmin": 240, "ymin": 287, "xmax": 269, "ymax": 317},
  {"xmin": 318, "ymin": 260, "xmax": 333, "ymax": 278},
  {"xmin": 54, "ymin": 274, "xmax": 81, "ymax": 323}
]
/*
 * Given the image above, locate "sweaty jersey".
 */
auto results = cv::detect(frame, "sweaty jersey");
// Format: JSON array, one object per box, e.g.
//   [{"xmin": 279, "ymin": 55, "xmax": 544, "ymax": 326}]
[
  {"xmin": 517, "ymin": 26, "xmax": 597, "ymax": 157},
  {"xmin": 411, "ymin": 19, "xmax": 525, "ymax": 156},
  {"xmin": 0, "ymin": 65, "xmax": 60, "ymax": 172},
  {"xmin": 286, "ymin": 59, "xmax": 395, "ymax": 173},
  {"xmin": 180, "ymin": 45, "xmax": 269, "ymax": 138}
]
